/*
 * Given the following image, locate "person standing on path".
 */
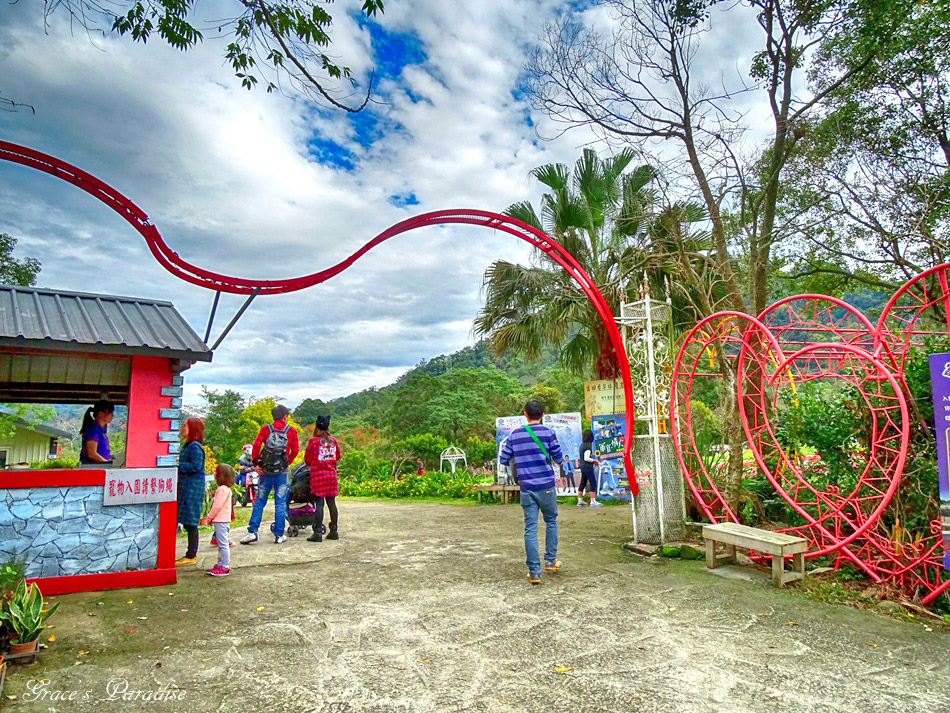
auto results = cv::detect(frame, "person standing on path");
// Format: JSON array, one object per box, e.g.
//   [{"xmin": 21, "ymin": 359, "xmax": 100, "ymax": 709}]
[
  {"xmin": 499, "ymin": 399, "xmax": 564, "ymax": 585},
  {"xmin": 176, "ymin": 417, "xmax": 206, "ymax": 566},
  {"xmin": 240, "ymin": 404, "xmax": 299, "ymax": 545},
  {"xmin": 203, "ymin": 464, "xmax": 235, "ymax": 577},
  {"xmin": 305, "ymin": 415, "xmax": 342, "ymax": 542},
  {"xmin": 577, "ymin": 429, "xmax": 603, "ymax": 507}
]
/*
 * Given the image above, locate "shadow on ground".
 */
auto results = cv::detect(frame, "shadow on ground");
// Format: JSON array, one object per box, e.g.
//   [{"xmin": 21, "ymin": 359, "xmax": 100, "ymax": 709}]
[{"xmin": 4, "ymin": 500, "xmax": 948, "ymax": 712}]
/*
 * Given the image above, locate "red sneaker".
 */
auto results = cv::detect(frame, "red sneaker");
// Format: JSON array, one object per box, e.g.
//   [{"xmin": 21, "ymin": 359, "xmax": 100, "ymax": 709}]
[{"xmin": 206, "ymin": 565, "xmax": 230, "ymax": 577}]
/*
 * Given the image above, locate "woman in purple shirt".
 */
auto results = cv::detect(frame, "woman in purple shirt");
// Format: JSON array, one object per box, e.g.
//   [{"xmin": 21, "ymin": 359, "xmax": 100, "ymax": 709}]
[{"xmin": 79, "ymin": 400, "xmax": 114, "ymax": 465}]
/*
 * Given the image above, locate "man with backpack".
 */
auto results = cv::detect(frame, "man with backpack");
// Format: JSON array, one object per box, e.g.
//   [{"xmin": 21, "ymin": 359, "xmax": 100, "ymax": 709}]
[
  {"xmin": 499, "ymin": 399, "xmax": 564, "ymax": 585},
  {"xmin": 240, "ymin": 404, "xmax": 299, "ymax": 545}
]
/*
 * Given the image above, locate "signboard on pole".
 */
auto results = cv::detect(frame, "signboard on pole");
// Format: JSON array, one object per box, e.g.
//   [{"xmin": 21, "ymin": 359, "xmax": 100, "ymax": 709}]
[
  {"xmin": 495, "ymin": 412, "xmax": 583, "ymax": 495},
  {"xmin": 927, "ymin": 354, "xmax": 950, "ymax": 569},
  {"xmin": 584, "ymin": 379, "xmax": 624, "ymax": 419}
]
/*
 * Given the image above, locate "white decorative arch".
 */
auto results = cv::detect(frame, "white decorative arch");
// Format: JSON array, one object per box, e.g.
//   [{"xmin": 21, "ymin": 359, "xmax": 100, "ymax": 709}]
[{"xmin": 440, "ymin": 446, "xmax": 467, "ymax": 473}]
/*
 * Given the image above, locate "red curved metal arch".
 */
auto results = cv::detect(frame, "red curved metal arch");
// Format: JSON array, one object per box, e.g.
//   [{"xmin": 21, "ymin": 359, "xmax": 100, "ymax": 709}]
[
  {"xmin": 669, "ymin": 312, "xmax": 784, "ymax": 524},
  {"xmin": 0, "ymin": 141, "xmax": 638, "ymax": 492},
  {"xmin": 874, "ymin": 262, "xmax": 950, "ymax": 371},
  {"xmin": 740, "ymin": 342, "xmax": 908, "ymax": 574},
  {"xmin": 756, "ymin": 294, "xmax": 878, "ymax": 356},
  {"xmin": 674, "ymin": 284, "xmax": 947, "ymax": 601}
]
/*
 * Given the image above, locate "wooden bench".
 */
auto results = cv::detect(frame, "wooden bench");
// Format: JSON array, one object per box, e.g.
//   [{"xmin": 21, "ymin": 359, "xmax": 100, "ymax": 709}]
[
  {"xmin": 702, "ymin": 522, "xmax": 808, "ymax": 588},
  {"xmin": 474, "ymin": 484, "xmax": 521, "ymax": 504}
]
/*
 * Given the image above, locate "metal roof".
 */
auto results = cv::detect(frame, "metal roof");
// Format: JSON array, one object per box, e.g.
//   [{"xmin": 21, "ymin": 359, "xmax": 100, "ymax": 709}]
[
  {"xmin": 0, "ymin": 285, "xmax": 212, "ymax": 362},
  {"xmin": 8, "ymin": 416, "xmax": 72, "ymax": 439}
]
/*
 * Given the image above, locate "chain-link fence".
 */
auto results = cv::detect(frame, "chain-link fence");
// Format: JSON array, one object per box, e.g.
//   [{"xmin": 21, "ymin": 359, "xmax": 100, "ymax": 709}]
[{"xmin": 630, "ymin": 434, "xmax": 685, "ymax": 544}]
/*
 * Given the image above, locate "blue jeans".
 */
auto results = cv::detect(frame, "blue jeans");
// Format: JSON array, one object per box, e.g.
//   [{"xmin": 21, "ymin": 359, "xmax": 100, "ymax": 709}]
[
  {"xmin": 247, "ymin": 471, "xmax": 289, "ymax": 537},
  {"xmin": 521, "ymin": 487, "xmax": 558, "ymax": 575}
]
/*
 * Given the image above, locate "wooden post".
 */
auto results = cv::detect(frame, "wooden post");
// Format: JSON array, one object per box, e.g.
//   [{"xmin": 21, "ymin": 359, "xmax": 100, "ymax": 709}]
[
  {"xmin": 705, "ymin": 539, "xmax": 717, "ymax": 569},
  {"xmin": 793, "ymin": 551, "xmax": 805, "ymax": 580},
  {"xmin": 771, "ymin": 555, "xmax": 785, "ymax": 588}
]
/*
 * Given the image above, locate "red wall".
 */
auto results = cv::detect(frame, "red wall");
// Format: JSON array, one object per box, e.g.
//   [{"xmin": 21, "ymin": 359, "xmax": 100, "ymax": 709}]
[
  {"xmin": 126, "ymin": 355, "xmax": 178, "ymax": 571},
  {"xmin": 126, "ymin": 355, "xmax": 173, "ymax": 467}
]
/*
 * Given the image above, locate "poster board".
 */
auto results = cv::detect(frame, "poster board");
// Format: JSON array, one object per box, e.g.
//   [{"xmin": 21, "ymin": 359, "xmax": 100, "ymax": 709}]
[
  {"xmin": 927, "ymin": 354, "xmax": 950, "ymax": 569},
  {"xmin": 496, "ymin": 412, "xmax": 583, "ymax": 495},
  {"xmin": 590, "ymin": 413, "xmax": 632, "ymax": 501},
  {"xmin": 584, "ymin": 379, "xmax": 624, "ymax": 419}
]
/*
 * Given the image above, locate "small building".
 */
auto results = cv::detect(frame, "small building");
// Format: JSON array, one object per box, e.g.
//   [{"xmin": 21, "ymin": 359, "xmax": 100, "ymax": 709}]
[
  {"xmin": 0, "ymin": 417, "xmax": 70, "ymax": 467},
  {"xmin": 0, "ymin": 285, "xmax": 212, "ymax": 594}
]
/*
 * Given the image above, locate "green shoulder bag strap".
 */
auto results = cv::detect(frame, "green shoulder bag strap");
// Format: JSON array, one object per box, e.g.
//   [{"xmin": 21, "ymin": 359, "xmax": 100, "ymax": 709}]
[{"xmin": 523, "ymin": 424, "xmax": 552, "ymax": 466}]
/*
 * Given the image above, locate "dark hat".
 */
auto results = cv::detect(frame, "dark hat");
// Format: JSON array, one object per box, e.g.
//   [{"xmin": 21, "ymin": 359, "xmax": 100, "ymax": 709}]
[{"xmin": 316, "ymin": 415, "xmax": 331, "ymax": 431}]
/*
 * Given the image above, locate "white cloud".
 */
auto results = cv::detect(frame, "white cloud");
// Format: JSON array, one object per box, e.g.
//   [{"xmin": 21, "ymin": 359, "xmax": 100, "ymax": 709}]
[{"xmin": 0, "ymin": 0, "xmax": 764, "ymax": 411}]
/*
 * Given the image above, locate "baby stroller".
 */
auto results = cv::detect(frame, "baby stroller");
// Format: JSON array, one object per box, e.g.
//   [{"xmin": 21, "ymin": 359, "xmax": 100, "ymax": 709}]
[{"xmin": 285, "ymin": 462, "xmax": 315, "ymax": 537}]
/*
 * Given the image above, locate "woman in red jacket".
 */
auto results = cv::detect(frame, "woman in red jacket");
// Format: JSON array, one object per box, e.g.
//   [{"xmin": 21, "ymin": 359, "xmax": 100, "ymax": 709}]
[{"xmin": 305, "ymin": 415, "xmax": 342, "ymax": 542}]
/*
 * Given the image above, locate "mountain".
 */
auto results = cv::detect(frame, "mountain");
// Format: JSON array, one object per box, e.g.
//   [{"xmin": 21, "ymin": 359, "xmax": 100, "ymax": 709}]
[{"xmin": 294, "ymin": 340, "xmax": 572, "ymax": 427}]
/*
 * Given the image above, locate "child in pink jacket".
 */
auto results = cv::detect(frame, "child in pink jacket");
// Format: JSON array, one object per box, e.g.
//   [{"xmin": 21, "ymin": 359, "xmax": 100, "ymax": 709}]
[{"xmin": 204, "ymin": 464, "xmax": 234, "ymax": 577}]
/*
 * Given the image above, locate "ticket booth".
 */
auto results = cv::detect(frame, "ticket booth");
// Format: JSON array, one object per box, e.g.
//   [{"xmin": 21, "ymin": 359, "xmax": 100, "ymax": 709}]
[{"xmin": 0, "ymin": 284, "xmax": 212, "ymax": 594}]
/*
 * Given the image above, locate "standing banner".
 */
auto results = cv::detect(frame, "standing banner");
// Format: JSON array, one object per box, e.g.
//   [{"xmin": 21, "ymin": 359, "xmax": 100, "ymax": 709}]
[
  {"xmin": 495, "ymin": 412, "xmax": 583, "ymax": 495},
  {"xmin": 591, "ymin": 413, "xmax": 632, "ymax": 501},
  {"xmin": 927, "ymin": 354, "xmax": 950, "ymax": 569},
  {"xmin": 584, "ymin": 379, "xmax": 624, "ymax": 419}
]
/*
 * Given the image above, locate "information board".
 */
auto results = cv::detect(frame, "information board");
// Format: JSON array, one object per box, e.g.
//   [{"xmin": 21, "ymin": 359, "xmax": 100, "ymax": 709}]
[
  {"xmin": 591, "ymin": 413, "xmax": 631, "ymax": 501},
  {"xmin": 927, "ymin": 354, "xmax": 950, "ymax": 569}
]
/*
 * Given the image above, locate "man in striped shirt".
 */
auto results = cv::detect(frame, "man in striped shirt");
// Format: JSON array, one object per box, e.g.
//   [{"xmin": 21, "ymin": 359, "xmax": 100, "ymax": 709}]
[{"xmin": 500, "ymin": 399, "xmax": 564, "ymax": 584}]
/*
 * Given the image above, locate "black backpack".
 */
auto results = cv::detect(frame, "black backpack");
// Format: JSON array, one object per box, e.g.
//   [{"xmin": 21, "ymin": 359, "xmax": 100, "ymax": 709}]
[{"xmin": 258, "ymin": 423, "xmax": 290, "ymax": 474}]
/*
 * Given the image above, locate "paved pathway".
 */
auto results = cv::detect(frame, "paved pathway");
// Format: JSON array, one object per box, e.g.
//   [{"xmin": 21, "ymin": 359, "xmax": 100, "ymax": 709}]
[{"xmin": 6, "ymin": 500, "xmax": 949, "ymax": 712}]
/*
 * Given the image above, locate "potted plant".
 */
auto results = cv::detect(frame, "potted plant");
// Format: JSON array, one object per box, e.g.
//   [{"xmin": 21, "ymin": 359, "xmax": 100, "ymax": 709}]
[
  {"xmin": 0, "ymin": 555, "xmax": 26, "ymax": 653},
  {"xmin": 0, "ymin": 580, "xmax": 59, "ymax": 659}
]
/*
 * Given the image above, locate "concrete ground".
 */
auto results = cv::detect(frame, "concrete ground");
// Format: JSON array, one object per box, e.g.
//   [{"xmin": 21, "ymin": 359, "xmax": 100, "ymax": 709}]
[{"xmin": 4, "ymin": 500, "xmax": 949, "ymax": 713}]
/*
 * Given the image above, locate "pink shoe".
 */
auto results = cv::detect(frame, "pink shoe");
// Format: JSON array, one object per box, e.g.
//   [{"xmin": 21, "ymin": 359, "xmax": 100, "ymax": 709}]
[{"xmin": 206, "ymin": 565, "xmax": 230, "ymax": 577}]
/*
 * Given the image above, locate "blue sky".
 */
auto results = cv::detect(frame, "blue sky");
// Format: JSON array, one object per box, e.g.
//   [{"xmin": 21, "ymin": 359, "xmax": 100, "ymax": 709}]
[{"xmin": 0, "ymin": 0, "xmax": 760, "ymax": 408}]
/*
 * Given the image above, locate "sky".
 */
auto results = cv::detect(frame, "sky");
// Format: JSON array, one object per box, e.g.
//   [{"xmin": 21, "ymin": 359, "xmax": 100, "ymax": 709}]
[{"xmin": 0, "ymin": 0, "xmax": 762, "ymax": 409}]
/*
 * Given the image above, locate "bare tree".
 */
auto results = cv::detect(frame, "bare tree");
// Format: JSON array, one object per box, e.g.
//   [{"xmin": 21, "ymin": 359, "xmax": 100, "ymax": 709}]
[{"xmin": 528, "ymin": 0, "xmax": 878, "ymax": 316}]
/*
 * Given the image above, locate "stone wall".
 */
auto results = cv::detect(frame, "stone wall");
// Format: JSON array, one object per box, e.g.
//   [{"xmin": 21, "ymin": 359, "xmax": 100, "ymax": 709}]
[{"xmin": 0, "ymin": 486, "xmax": 159, "ymax": 578}]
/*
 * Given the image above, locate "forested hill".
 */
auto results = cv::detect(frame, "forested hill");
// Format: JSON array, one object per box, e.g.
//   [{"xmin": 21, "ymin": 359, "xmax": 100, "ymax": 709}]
[
  {"xmin": 293, "ymin": 340, "xmax": 574, "ymax": 429},
  {"xmin": 401, "ymin": 341, "xmax": 562, "ymax": 382}
]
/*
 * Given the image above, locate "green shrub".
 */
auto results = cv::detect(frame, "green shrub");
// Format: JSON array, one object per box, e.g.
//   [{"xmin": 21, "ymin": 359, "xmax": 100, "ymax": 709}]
[
  {"xmin": 338, "ymin": 449, "xmax": 368, "ymax": 478},
  {"xmin": 390, "ymin": 433, "xmax": 449, "ymax": 468},
  {"xmin": 462, "ymin": 436, "xmax": 497, "ymax": 466},
  {"xmin": 30, "ymin": 458, "xmax": 80, "ymax": 470},
  {"xmin": 339, "ymin": 468, "xmax": 491, "ymax": 500},
  {"xmin": 0, "ymin": 555, "xmax": 26, "ymax": 649},
  {"xmin": 0, "ymin": 556, "xmax": 25, "ymax": 600}
]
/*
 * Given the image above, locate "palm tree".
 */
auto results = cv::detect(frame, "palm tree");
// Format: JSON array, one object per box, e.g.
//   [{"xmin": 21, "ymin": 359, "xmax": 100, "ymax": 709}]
[{"xmin": 474, "ymin": 148, "xmax": 657, "ymax": 379}]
